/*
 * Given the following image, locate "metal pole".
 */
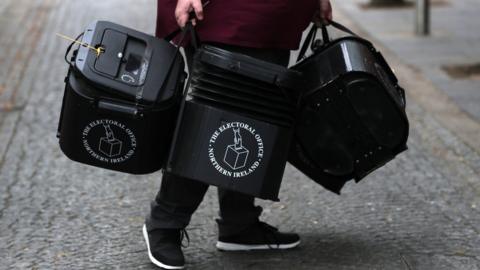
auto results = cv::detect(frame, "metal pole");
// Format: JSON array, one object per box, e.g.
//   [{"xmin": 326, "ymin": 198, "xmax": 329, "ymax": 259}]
[{"xmin": 415, "ymin": 0, "xmax": 430, "ymax": 35}]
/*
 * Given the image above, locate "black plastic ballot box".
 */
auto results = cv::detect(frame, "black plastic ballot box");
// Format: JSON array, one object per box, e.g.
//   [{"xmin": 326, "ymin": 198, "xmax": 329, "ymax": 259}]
[
  {"xmin": 57, "ymin": 21, "xmax": 185, "ymax": 174},
  {"xmin": 166, "ymin": 46, "xmax": 302, "ymax": 201},
  {"xmin": 289, "ymin": 22, "xmax": 409, "ymax": 193}
]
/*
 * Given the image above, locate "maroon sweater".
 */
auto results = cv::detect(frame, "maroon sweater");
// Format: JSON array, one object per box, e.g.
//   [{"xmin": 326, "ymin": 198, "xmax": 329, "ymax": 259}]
[{"xmin": 156, "ymin": 0, "xmax": 317, "ymax": 50}]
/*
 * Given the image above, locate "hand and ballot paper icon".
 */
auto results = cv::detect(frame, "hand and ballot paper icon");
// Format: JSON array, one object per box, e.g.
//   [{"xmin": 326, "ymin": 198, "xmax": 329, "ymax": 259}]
[
  {"xmin": 99, "ymin": 124, "xmax": 123, "ymax": 158},
  {"xmin": 223, "ymin": 127, "xmax": 249, "ymax": 170}
]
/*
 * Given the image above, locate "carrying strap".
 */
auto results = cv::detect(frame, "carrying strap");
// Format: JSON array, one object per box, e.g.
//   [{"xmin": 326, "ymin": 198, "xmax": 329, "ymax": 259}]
[
  {"xmin": 165, "ymin": 22, "xmax": 200, "ymax": 171},
  {"xmin": 296, "ymin": 26, "xmax": 317, "ymax": 65},
  {"xmin": 164, "ymin": 0, "xmax": 209, "ymax": 44},
  {"xmin": 165, "ymin": 29, "xmax": 182, "ymax": 42},
  {"xmin": 297, "ymin": 20, "xmax": 358, "ymax": 62},
  {"xmin": 176, "ymin": 22, "xmax": 199, "ymax": 95},
  {"xmin": 64, "ymin": 33, "xmax": 85, "ymax": 65},
  {"xmin": 329, "ymin": 20, "xmax": 357, "ymax": 37}
]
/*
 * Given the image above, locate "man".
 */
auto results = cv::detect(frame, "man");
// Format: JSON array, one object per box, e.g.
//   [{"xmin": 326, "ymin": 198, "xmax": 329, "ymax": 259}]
[{"xmin": 144, "ymin": 0, "xmax": 333, "ymax": 269}]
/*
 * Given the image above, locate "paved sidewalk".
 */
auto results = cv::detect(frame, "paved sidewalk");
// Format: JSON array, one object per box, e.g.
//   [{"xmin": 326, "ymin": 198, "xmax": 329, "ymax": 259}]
[{"xmin": 0, "ymin": 1, "xmax": 479, "ymax": 269}]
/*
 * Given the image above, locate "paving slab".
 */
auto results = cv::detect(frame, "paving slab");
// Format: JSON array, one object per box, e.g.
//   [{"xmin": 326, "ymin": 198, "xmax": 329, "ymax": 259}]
[{"xmin": 0, "ymin": 1, "xmax": 479, "ymax": 270}]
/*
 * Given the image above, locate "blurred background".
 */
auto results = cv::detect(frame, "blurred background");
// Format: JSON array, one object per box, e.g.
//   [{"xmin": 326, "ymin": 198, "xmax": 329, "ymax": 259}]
[{"xmin": 0, "ymin": 0, "xmax": 479, "ymax": 269}]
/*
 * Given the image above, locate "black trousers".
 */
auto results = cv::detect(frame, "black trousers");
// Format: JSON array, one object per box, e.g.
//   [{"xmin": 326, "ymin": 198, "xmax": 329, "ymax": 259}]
[{"xmin": 146, "ymin": 43, "xmax": 290, "ymax": 236}]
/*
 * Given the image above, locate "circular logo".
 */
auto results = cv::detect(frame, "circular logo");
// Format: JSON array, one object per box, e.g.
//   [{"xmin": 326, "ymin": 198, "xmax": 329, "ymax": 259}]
[
  {"xmin": 82, "ymin": 119, "xmax": 137, "ymax": 164},
  {"xmin": 208, "ymin": 122, "xmax": 264, "ymax": 178}
]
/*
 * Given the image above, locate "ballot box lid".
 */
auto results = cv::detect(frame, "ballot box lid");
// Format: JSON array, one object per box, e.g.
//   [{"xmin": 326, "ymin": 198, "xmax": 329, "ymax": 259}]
[{"xmin": 73, "ymin": 21, "xmax": 185, "ymax": 105}]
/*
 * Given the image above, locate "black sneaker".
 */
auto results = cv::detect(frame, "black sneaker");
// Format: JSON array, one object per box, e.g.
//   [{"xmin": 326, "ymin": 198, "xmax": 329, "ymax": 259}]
[
  {"xmin": 143, "ymin": 224, "xmax": 186, "ymax": 269},
  {"xmin": 216, "ymin": 221, "xmax": 300, "ymax": 251}
]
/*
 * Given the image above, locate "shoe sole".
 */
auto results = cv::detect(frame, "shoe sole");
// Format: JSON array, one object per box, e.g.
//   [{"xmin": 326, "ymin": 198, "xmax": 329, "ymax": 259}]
[
  {"xmin": 216, "ymin": 240, "xmax": 301, "ymax": 251},
  {"xmin": 142, "ymin": 225, "xmax": 185, "ymax": 270}
]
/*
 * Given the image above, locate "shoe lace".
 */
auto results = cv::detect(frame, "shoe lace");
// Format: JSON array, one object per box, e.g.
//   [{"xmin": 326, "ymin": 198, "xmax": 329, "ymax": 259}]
[
  {"xmin": 180, "ymin": 229, "xmax": 190, "ymax": 248},
  {"xmin": 258, "ymin": 222, "xmax": 280, "ymax": 249}
]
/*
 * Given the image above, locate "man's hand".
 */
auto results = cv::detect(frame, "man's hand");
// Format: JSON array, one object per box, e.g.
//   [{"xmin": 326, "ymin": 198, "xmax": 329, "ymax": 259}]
[
  {"xmin": 314, "ymin": 0, "xmax": 333, "ymax": 25},
  {"xmin": 175, "ymin": 0, "xmax": 204, "ymax": 27}
]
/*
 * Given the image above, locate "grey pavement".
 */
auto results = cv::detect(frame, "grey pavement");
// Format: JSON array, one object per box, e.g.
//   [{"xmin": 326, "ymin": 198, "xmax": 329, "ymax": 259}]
[{"xmin": 1, "ymin": 0, "xmax": 479, "ymax": 269}]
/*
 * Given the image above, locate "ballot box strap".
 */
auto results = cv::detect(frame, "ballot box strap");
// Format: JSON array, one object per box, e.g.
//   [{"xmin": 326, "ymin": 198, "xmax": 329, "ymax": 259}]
[
  {"xmin": 296, "ymin": 20, "xmax": 359, "ymax": 62},
  {"xmin": 165, "ymin": 23, "xmax": 199, "ymax": 172},
  {"xmin": 64, "ymin": 33, "xmax": 85, "ymax": 65}
]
